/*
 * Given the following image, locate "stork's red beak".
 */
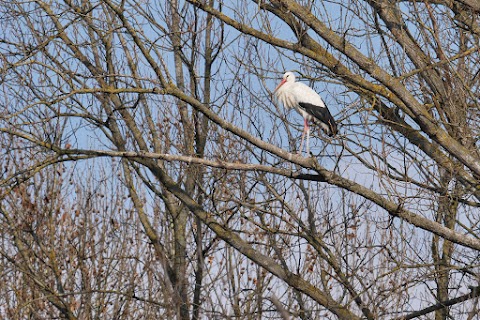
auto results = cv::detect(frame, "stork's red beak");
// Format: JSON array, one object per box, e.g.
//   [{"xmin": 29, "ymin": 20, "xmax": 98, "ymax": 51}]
[{"xmin": 274, "ymin": 78, "xmax": 287, "ymax": 93}]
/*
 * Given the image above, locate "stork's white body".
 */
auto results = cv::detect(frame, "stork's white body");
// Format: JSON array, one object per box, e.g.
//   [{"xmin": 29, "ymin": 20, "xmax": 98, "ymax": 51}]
[{"xmin": 274, "ymin": 72, "xmax": 337, "ymax": 154}]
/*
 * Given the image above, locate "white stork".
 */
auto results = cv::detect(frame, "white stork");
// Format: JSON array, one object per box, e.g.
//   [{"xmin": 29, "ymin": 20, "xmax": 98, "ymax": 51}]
[{"xmin": 274, "ymin": 71, "xmax": 337, "ymax": 154}]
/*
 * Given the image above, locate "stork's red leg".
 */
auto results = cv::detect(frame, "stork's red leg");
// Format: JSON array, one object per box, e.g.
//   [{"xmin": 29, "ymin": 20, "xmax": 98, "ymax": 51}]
[
  {"xmin": 306, "ymin": 121, "xmax": 311, "ymax": 154},
  {"xmin": 298, "ymin": 118, "xmax": 309, "ymax": 154}
]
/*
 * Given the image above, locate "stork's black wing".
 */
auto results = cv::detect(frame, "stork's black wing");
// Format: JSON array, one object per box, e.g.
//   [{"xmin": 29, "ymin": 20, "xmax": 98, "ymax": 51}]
[{"xmin": 299, "ymin": 102, "xmax": 338, "ymax": 136}]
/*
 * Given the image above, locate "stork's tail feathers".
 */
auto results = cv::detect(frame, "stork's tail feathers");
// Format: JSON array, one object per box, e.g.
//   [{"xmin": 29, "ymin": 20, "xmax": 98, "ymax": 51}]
[
  {"xmin": 326, "ymin": 119, "xmax": 338, "ymax": 137},
  {"xmin": 319, "ymin": 119, "xmax": 337, "ymax": 137}
]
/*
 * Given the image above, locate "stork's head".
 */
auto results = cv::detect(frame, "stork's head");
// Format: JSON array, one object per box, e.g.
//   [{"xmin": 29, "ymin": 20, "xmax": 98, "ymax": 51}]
[{"xmin": 274, "ymin": 71, "xmax": 296, "ymax": 92}]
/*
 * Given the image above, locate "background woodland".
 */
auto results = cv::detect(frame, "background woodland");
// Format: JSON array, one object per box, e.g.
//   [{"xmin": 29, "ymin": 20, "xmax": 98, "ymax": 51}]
[{"xmin": 1, "ymin": 0, "xmax": 480, "ymax": 319}]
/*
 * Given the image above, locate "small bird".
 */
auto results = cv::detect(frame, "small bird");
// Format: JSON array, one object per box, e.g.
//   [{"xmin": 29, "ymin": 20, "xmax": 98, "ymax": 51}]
[{"xmin": 274, "ymin": 71, "xmax": 337, "ymax": 154}]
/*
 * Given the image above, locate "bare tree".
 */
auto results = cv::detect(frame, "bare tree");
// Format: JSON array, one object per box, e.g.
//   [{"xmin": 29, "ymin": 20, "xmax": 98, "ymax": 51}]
[{"xmin": 0, "ymin": 0, "xmax": 479, "ymax": 319}]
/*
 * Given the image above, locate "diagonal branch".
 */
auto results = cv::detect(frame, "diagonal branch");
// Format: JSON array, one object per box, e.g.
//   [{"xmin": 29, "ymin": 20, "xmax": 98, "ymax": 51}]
[
  {"xmin": 4, "ymin": 123, "xmax": 480, "ymax": 252},
  {"xmin": 393, "ymin": 286, "xmax": 480, "ymax": 320}
]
